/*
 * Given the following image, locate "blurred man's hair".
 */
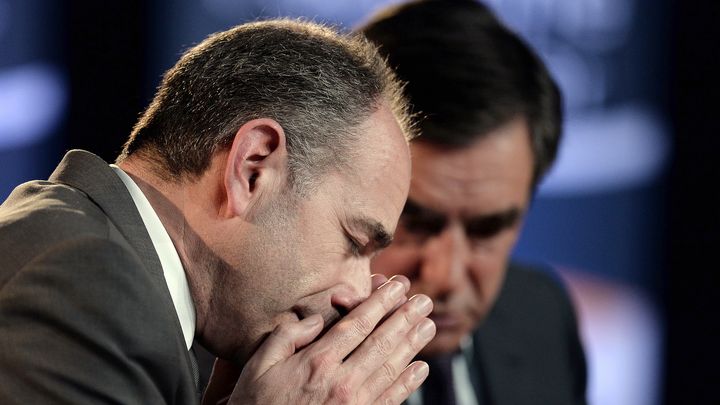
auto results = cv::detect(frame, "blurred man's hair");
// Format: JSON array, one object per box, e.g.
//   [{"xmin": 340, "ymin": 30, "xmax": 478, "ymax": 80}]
[
  {"xmin": 120, "ymin": 19, "xmax": 413, "ymax": 193},
  {"xmin": 358, "ymin": 0, "xmax": 562, "ymax": 186}
]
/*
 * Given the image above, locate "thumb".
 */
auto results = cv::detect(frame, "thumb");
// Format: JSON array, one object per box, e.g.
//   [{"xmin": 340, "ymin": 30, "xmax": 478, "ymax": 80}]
[{"xmin": 243, "ymin": 314, "xmax": 324, "ymax": 378}]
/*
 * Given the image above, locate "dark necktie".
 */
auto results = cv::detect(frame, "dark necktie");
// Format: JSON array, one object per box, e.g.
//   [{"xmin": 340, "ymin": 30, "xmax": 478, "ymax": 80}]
[
  {"xmin": 189, "ymin": 346, "xmax": 200, "ymax": 391},
  {"xmin": 422, "ymin": 354, "xmax": 457, "ymax": 405}
]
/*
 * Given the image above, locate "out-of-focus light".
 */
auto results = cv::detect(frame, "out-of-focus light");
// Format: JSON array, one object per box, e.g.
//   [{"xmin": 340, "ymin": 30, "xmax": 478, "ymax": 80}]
[
  {"xmin": 545, "ymin": 45, "xmax": 607, "ymax": 109},
  {"xmin": 538, "ymin": 105, "xmax": 670, "ymax": 196},
  {"xmin": 0, "ymin": 64, "xmax": 66, "ymax": 150},
  {"xmin": 563, "ymin": 270, "xmax": 662, "ymax": 405},
  {"xmin": 488, "ymin": 0, "xmax": 635, "ymax": 52},
  {"xmin": 202, "ymin": 0, "xmax": 404, "ymax": 26}
]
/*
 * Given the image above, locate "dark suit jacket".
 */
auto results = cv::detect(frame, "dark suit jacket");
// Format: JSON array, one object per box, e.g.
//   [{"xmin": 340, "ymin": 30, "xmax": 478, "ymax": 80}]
[
  {"xmin": 0, "ymin": 150, "xmax": 196, "ymax": 404},
  {"xmin": 467, "ymin": 263, "xmax": 587, "ymax": 405}
]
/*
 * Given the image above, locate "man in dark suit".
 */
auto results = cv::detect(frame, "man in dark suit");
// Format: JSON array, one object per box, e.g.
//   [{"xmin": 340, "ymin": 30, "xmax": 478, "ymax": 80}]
[
  {"xmin": 359, "ymin": 1, "xmax": 587, "ymax": 404},
  {"xmin": 0, "ymin": 20, "xmax": 437, "ymax": 404}
]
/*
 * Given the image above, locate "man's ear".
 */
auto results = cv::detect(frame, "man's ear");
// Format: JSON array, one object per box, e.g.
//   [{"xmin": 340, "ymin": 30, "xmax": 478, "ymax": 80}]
[{"xmin": 224, "ymin": 118, "xmax": 287, "ymax": 217}]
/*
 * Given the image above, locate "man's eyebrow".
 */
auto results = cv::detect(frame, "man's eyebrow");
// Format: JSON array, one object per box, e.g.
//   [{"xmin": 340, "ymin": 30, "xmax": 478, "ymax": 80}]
[
  {"xmin": 348, "ymin": 216, "xmax": 393, "ymax": 250},
  {"xmin": 464, "ymin": 207, "xmax": 522, "ymax": 237},
  {"xmin": 402, "ymin": 199, "xmax": 444, "ymax": 220}
]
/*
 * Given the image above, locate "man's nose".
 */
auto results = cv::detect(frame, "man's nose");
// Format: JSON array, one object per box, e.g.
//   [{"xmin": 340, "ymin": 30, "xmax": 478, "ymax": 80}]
[
  {"xmin": 420, "ymin": 222, "xmax": 468, "ymax": 298},
  {"xmin": 332, "ymin": 261, "xmax": 374, "ymax": 314}
]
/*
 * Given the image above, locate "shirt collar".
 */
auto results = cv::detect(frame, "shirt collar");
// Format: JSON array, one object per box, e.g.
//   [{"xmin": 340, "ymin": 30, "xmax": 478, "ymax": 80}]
[{"xmin": 110, "ymin": 164, "xmax": 196, "ymax": 349}]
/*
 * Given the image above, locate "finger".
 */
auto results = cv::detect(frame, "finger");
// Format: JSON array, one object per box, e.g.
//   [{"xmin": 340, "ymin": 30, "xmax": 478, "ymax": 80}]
[
  {"xmin": 371, "ymin": 273, "xmax": 388, "ymax": 290},
  {"xmin": 202, "ymin": 359, "xmax": 241, "ymax": 405},
  {"xmin": 360, "ymin": 316, "xmax": 436, "ymax": 400},
  {"xmin": 382, "ymin": 275, "xmax": 411, "ymax": 317},
  {"xmin": 371, "ymin": 274, "xmax": 410, "ymax": 296},
  {"xmin": 343, "ymin": 295, "xmax": 433, "ymax": 389},
  {"xmin": 385, "ymin": 275, "xmax": 410, "ymax": 291},
  {"xmin": 313, "ymin": 279, "xmax": 408, "ymax": 361},
  {"xmin": 374, "ymin": 361, "xmax": 429, "ymax": 405},
  {"xmin": 242, "ymin": 314, "xmax": 324, "ymax": 379}
]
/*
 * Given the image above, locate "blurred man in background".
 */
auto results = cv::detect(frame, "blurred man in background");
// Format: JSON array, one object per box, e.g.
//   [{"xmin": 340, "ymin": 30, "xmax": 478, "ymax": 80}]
[{"xmin": 359, "ymin": 1, "xmax": 587, "ymax": 404}]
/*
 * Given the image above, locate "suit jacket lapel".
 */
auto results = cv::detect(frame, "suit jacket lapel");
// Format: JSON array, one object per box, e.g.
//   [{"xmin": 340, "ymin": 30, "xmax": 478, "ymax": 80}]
[
  {"xmin": 47, "ymin": 149, "xmax": 197, "ymax": 401},
  {"xmin": 49, "ymin": 150, "xmax": 192, "ymax": 353},
  {"xmin": 48, "ymin": 149, "xmax": 185, "ymax": 318},
  {"xmin": 472, "ymin": 267, "xmax": 530, "ymax": 405},
  {"xmin": 49, "ymin": 150, "xmax": 167, "ymax": 286},
  {"xmin": 473, "ymin": 320, "xmax": 528, "ymax": 404}
]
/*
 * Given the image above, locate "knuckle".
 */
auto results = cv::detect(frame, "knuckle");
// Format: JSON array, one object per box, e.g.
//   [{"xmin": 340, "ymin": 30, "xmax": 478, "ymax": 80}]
[
  {"xmin": 381, "ymin": 361, "xmax": 398, "ymax": 382},
  {"xmin": 369, "ymin": 334, "xmax": 394, "ymax": 357},
  {"xmin": 332, "ymin": 319, "xmax": 353, "ymax": 336},
  {"xmin": 396, "ymin": 380, "xmax": 412, "ymax": 400},
  {"xmin": 269, "ymin": 323, "xmax": 296, "ymax": 353},
  {"xmin": 378, "ymin": 380, "xmax": 411, "ymax": 405},
  {"xmin": 271, "ymin": 321, "xmax": 294, "ymax": 339},
  {"xmin": 351, "ymin": 313, "xmax": 374, "ymax": 337},
  {"xmin": 329, "ymin": 379, "xmax": 354, "ymax": 403},
  {"xmin": 308, "ymin": 351, "xmax": 334, "ymax": 382},
  {"xmin": 381, "ymin": 395, "xmax": 397, "ymax": 405}
]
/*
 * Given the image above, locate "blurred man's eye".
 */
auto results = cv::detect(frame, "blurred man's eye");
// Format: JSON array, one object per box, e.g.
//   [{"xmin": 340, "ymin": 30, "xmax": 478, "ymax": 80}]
[
  {"xmin": 466, "ymin": 230, "xmax": 502, "ymax": 253},
  {"xmin": 391, "ymin": 216, "xmax": 445, "ymax": 247},
  {"xmin": 398, "ymin": 200, "xmax": 446, "ymax": 239},
  {"xmin": 466, "ymin": 221, "xmax": 504, "ymax": 240},
  {"xmin": 465, "ymin": 209, "xmax": 521, "ymax": 241},
  {"xmin": 401, "ymin": 215, "xmax": 446, "ymax": 236},
  {"xmin": 393, "ymin": 223, "xmax": 426, "ymax": 246}
]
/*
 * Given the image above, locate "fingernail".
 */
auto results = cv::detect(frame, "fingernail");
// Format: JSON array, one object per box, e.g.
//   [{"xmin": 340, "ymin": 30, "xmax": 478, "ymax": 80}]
[
  {"xmin": 388, "ymin": 275, "xmax": 410, "ymax": 291},
  {"xmin": 417, "ymin": 318, "xmax": 436, "ymax": 340},
  {"xmin": 413, "ymin": 362, "xmax": 429, "ymax": 381},
  {"xmin": 383, "ymin": 280, "xmax": 405, "ymax": 299},
  {"xmin": 411, "ymin": 295, "xmax": 432, "ymax": 315}
]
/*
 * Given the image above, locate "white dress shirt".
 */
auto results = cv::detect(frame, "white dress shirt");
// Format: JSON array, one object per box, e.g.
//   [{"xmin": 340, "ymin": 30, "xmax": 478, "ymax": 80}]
[{"xmin": 111, "ymin": 165, "xmax": 196, "ymax": 350}]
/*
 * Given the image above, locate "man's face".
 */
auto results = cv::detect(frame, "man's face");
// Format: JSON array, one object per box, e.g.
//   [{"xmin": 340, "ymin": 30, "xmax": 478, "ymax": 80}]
[
  {"xmin": 371, "ymin": 117, "xmax": 534, "ymax": 356},
  {"xmin": 210, "ymin": 105, "xmax": 411, "ymax": 363}
]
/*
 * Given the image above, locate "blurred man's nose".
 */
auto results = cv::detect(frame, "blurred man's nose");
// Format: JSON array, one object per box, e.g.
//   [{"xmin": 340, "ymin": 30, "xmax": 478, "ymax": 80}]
[{"xmin": 420, "ymin": 222, "xmax": 468, "ymax": 298}]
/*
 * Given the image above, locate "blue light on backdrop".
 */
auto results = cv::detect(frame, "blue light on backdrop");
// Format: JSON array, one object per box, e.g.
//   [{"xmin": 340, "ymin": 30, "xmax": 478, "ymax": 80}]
[
  {"xmin": 0, "ymin": 64, "xmax": 66, "ymax": 150},
  {"xmin": 0, "ymin": 0, "xmax": 67, "ymax": 200}
]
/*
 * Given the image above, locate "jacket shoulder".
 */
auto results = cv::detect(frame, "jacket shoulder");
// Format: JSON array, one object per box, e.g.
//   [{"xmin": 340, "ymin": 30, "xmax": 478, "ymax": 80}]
[
  {"xmin": 0, "ymin": 180, "xmax": 112, "ymax": 287},
  {"xmin": 0, "ymin": 235, "xmax": 193, "ymax": 403}
]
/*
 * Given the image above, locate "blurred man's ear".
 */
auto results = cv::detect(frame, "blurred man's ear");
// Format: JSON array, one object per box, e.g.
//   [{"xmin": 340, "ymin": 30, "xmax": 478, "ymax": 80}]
[{"xmin": 223, "ymin": 118, "xmax": 288, "ymax": 218}]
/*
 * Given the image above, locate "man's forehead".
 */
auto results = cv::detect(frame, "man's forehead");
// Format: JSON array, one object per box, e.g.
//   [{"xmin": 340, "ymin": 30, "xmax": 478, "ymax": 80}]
[
  {"xmin": 410, "ymin": 118, "xmax": 533, "ymax": 166},
  {"xmin": 407, "ymin": 169, "xmax": 528, "ymax": 214},
  {"xmin": 336, "ymin": 104, "xmax": 412, "ymax": 226},
  {"xmin": 407, "ymin": 128, "xmax": 534, "ymax": 213}
]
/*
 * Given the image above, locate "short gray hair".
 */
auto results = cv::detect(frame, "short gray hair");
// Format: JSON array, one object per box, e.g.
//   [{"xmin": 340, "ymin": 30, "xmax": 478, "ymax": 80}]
[{"xmin": 119, "ymin": 19, "xmax": 414, "ymax": 193}]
